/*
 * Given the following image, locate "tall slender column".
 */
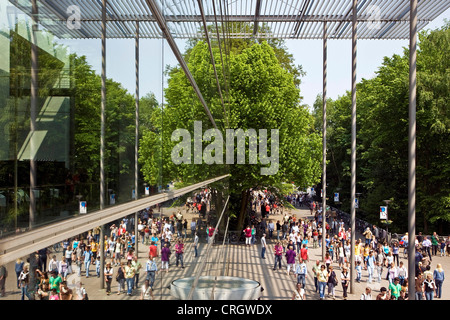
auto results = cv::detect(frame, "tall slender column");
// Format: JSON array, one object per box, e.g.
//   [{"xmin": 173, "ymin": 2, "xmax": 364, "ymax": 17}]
[
  {"xmin": 408, "ymin": 0, "xmax": 417, "ymax": 300},
  {"xmin": 350, "ymin": 0, "xmax": 358, "ymax": 294},
  {"xmin": 99, "ymin": 0, "xmax": 107, "ymax": 290},
  {"xmin": 322, "ymin": 21, "xmax": 327, "ymax": 260},
  {"xmin": 134, "ymin": 21, "xmax": 140, "ymax": 256},
  {"xmin": 29, "ymin": 0, "xmax": 38, "ymax": 229},
  {"xmin": 100, "ymin": 0, "xmax": 106, "ymax": 210}
]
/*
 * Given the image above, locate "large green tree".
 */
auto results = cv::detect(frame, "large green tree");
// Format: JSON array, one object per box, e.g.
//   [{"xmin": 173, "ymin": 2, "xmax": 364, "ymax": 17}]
[
  {"xmin": 140, "ymin": 40, "xmax": 322, "ymax": 229},
  {"xmin": 317, "ymin": 23, "xmax": 449, "ymax": 234}
]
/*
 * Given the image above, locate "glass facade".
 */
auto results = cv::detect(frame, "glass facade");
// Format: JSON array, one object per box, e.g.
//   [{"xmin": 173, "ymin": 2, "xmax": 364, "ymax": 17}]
[{"xmin": 0, "ymin": 0, "xmax": 187, "ymax": 237}]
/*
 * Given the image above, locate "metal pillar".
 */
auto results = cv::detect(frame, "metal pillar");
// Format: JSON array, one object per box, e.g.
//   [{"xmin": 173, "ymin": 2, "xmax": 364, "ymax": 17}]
[
  {"xmin": 99, "ymin": 0, "xmax": 107, "ymax": 290},
  {"xmin": 100, "ymin": 0, "xmax": 106, "ymax": 211},
  {"xmin": 134, "ymin": 21, "xmax": 140, "ymax": 256},
  {"xmin": 321, "ymin": 21, "xmax": 327, "ymax": 260},
  {"xmin": 349, "ymin": 0, "xmax": 357, "ymax": 295},
  {"xmin": 408, "ymin": 0, "xmax": 417, "ymax": 300},
  {"xmin": 29, "ymin": 0, "xmax": 38, "ymax": 229}
]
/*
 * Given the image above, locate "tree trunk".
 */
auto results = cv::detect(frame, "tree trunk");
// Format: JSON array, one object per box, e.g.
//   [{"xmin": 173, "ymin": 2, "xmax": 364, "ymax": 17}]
[{"xmin": 236, "ymin": 189, "xmax": 250, "ymax": 232}]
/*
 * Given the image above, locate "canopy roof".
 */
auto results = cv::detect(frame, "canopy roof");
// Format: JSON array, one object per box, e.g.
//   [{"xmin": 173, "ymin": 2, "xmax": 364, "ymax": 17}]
[{"xmin": 12, "ymin": 0, "xmax": 450, "ymax": 40}]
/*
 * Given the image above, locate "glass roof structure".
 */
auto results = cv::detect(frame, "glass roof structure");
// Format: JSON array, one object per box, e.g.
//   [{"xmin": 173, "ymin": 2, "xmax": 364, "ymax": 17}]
[{"xmin": 12, "ymin": 0, "xmax": 450, "ymax": 40}]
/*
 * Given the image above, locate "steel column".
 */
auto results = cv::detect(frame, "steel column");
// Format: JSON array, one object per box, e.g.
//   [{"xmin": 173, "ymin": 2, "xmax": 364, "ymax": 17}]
[
  {"xmin": 134, "ymin": 20, "xmax": 140, "ymax": 257},
  {"xmin": 99, "ymin": 0, "xmax": 107, "ymax": 290},
  {"xmin": 350, "ymin": 0, "xmax": 357, "ymax": 295},
  {"xmin": 100, "ymin": 0, "xmax": 106, "ymax": 211},
  {"xmin": 408, "ymin": 0, "xmax": 417, "ymax": 300},
  {"xmin": 322, "ymin": 21, "xmax": 327, "ymax": 260},
  {"xmin": 29, "ymin": 0, "xmax": 38, "ymax": 229}
]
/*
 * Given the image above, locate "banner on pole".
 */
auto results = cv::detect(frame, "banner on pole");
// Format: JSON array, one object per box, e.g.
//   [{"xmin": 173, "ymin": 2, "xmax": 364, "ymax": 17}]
[
  {"xmin": 79, "ymin": 201, "xmax": 87, "ymax": 214},
  {"xmin": 380, "ymin": 206, "xmax": 388, "ymax": 219}
]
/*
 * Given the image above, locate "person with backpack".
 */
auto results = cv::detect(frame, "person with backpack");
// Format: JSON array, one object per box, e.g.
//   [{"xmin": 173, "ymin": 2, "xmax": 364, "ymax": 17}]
[{"xmin": 116, "ymin": 262, "xmax": 125, "ymax": 295}]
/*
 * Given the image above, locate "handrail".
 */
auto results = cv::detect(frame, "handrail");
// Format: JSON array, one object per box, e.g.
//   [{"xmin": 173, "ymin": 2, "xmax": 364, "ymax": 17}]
[{"xmin": 0, "ymin": 174, "xmax": 229, "ymax": 265}]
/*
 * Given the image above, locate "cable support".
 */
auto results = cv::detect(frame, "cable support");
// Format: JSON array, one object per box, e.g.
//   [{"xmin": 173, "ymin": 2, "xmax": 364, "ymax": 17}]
[
  {"xmin": 187, "ymin": 195, "xmax": 230, "ymax": 300},
  {"xmin": 197, "ymin": 0, "xmax": 229, "ymax": 129}
]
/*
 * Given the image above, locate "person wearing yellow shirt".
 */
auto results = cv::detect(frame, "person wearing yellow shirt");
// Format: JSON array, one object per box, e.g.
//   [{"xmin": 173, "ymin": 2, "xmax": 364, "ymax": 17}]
[
  {"xmin": 317, "ymin": 264, "xmax": 328, "ymax": 300},
  {"xmin": 90, "ymin": 241, "xmax": 98, "ymax": 263},
  {"xmin": 355, "ymin": 240, "xmax": 362, "ymax": 267}
]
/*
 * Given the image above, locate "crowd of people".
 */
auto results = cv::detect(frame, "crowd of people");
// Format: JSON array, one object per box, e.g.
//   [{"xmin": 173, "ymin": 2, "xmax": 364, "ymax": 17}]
[{"xmin": 1, "ymin": 188, "xmax": 448, "ymax": 301}]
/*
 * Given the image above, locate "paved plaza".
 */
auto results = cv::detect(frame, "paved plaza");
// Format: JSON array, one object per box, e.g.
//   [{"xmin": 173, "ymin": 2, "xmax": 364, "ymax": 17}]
[{"xmin": 1, "ymin": 205, "xmax": 448, "ymax": 301}]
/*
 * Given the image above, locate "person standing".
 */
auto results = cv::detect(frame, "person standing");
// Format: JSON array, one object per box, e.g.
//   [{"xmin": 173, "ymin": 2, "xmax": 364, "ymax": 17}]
[
  {"xmin": 433, "ymin": 263, "xmax": 445, "ymax": 299},
  {"xmin": 294, "ymin": 258, "xmax": 307, "ymax": 289},
  {"xmin": 341, "ymin": 266, "xmax": 350, "ymax": 300},
  {"xmin": 82, "ymin": 246, "xmax": 92, "ymax": 278},
  {"xmin": 273, "ymin": 242, "xmax": 283, "ymax": 271},
  {"xmin": 116, "ymin": 262, "xmax": 125, "ymax": 295},
  {"xmin": 243, "ymin": 226, "xmax": 252, "ymax": 246},
  {"xmin": 124, "ymin": 260, "xmax": 135, "ymax": 296},
  {"xmin": 261, "ymin": 234, "xmax": 267, "ymax": 259},
  {"xmin": 360, "ymin": 287, "xmax": 372, "ymax": 300},
  {"xmin": 193, "ymin": 232, "xmax": 199, "ymax": 258},
  {"xmin": 415, "ymin": 270, "xmax": 425, "ymax": 300},
  {"xmin": 0, "ymin": 264, "xmax": 7, "ymax": 297},
  {"xmin": 365, "ymin": 250, "xmax": 376, "ymax": 283},
  {"xmin": 145, "ymin": 256, "xmax": 158, "ymax": 289},
  {"xmin": 312, "ymin": 260, "xmax": 320, "ymax": 293},
  {"xmin": 132, "ymin": 256, "xmax": 142, "ymax": 289},
  {"xmin": 285, "ymin": 245, "xmax": 296, "ymax": 275},
  {"xmin": 423, "ymin": 273, "xmax": 436, "ymax": 300},
  {"xmin": 161, "ymin": 243, "xmax": 171, "ymax": 273},
  {"xmin": 104, "ymin": 262, "xmax": 114, "ymax": 295},
  {"xmin": 431, "ymin": 232, "xmax": 439, "ymax": 257},
  {"xmin": 317, "ymin": 265, "xmax": 328, "ymax": 300},
  {"xmin": 326, "ymin": 266, "xmax": 337, "ymax": 300},
  {"xmin": 175, "ymin": 240, "xmax": 185, "ymax": 268}
]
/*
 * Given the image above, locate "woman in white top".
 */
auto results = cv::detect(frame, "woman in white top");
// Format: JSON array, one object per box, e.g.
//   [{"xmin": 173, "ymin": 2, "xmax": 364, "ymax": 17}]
[
  {"xmin": 292, "ymin": 283, "xmax": 305, "ymax": 300},
  {"xmin": 141, "ymin": 279, "xmax": 154, "ymax": 300}
]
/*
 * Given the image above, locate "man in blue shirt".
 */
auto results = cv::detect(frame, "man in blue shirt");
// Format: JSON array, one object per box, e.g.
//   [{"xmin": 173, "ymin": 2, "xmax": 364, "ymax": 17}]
[
  {"xmin": 83, "ymin": 247, "xmax": 93, "ymax": 278},
  {"xmin": 365, "ymin": 250, "xmax": 376, "ymax": 283}
]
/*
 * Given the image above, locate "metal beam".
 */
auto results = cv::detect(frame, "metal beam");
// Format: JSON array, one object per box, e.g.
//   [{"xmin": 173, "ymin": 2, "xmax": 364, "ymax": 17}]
[
  {"xmin": 144, "ymin": 0, "xmax": 218, "ymax": 130},
  {"xmin": 253, "ymin": 0, "xmax": 262, "ymax": 37}
]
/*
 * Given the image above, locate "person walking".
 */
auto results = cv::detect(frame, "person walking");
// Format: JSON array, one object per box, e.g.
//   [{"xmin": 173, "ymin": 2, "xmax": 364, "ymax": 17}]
[
  {"xmin": 294, "ymin": 258, "xmax": 307, "ymax": 289},
  {"xmin": 104, "ymin": 262, "xmax": 114, "ymax": 295},
  {"xmin": 285, "ymin": 245, "xmax": 296, "ymax": 275},
  {"xmin": 140, "ymin": 279, "xmax": 154, "ymax": 300},
  {"xmin": 341, "ymin": 266, "xmax": 350, "ymax": 300},
  {"xmin": 312, "ymin": 260, "xmax": 320, "ymax": 293},
  {"xmin": 415, "ymin": 269, "xmax": 425, "ymax": 300},
  {"xmin": 365, "ymin": 250, "xmax": 376, "ymax": 283},
  {"xmin": 161, "ymin": 243, "xmax": 171, "ymax": 273},
  {"xmin": 124, "ymin": 260, "xmax": 135, "ymax": 296},
  {"xmin": 0, "ymin": 264, "xmax": 7, "ymax": 297},
  {"xmin": 261, "ymin": 234, "xmax": 267, "ymax": 259},
  {"xmin": 132, "ymin": 256, "xmax": 142, "ymax": 289},
  {"xmin": 360, "ymin": 287, "xmax": 372, "ymax": 300},
  {"xmin": 116, "ymin": 262, "xmax": 125, "ymax": 295},
  {"xmin": 327, "ymin": 266, "xmax": 337, "ymax": 300},
  {"xmin": 145, "ymin": 256, "xmax": 158, "ymax": 289},
  {"xmin": 433, "ymin": 263, "xmax": 445, "ymax": 299},
  {"xmin": 243, "ymin": 226, "xmax": 252, "ymax": 246},
  {"xmin": 273, "ymin": 242, "xmax": 283, "ymax": 271},
  {"xmin": 175, "ymin": 239, "xmax": 185, "ymax": 268},
  {"xmin": 317, "ymin": 265, "xmax": 328, "ymax": 300},
  {"xmin": 423, "ymin": 273, "xmax": 436, "ymax": 300}
]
